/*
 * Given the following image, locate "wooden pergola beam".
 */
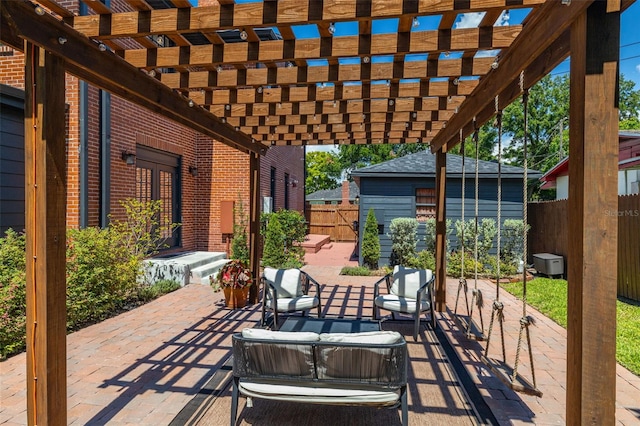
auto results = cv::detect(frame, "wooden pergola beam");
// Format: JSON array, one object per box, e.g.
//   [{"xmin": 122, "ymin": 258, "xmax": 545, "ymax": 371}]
[
  {"xmin": 123, "ymin": 26, "xmax": 519, "ymax": 68},
  {"xmin": 430, "ymin": 0, "xmax": 595, "ymax": 152},
  {"xmin": 1, "ymin": 0, "xmax": 265, "ymax": 155},
  {"xmin": 159, "ymin": 57, "xmax": 494, "ymax": 90},
  {"xmin": 70, "ymin": 1, "xmax": 543, "ymax": 38}
]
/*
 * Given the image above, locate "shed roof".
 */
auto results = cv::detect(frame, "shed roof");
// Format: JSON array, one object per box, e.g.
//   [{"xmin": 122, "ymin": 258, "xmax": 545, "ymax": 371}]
[{"xmin": 351, "ymin": 149, "xmax": 541, "ymax": 179}]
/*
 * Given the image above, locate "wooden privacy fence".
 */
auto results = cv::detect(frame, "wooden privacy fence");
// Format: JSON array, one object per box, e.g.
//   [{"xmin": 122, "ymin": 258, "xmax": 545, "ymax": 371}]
[
  {"xmin": 306, "ymin": 204, "xmax": 359, "ymax": 242},
  {"xmin": 528, "ymin": 193, "xmax": 640, "ymax": 302}
]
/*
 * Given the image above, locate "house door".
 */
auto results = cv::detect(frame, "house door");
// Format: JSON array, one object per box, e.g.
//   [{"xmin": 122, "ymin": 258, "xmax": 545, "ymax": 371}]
[{"xmin": 135, "ymin": 146, "xmax": 181, "ymax": 248}]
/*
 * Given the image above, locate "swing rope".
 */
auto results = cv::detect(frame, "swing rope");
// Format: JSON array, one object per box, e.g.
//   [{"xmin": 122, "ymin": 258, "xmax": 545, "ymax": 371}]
[
  {"xmin": 468, "ymin": 120, "xmax": 485, "ymax": 339},
  {"xmin": 481, "ymin": 71, "xmax": 541, "ymax": 397},
  {"xmin": 454, "ymin": 129, "xmax": 471, "ymax": 323},
  {"xmin": 484, "ymin": 95, "xmax": 506, "ymax": 362}
]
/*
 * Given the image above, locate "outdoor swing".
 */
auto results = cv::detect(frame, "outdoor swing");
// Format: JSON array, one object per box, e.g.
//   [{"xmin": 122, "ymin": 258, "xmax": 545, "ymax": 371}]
[
  {"xmin": 479, "ymin": 73, "xmax": 542, "ymax": 397},
  {"xmin": 452, "ymin": 125, "xmax": 486, "ymax": 341}
]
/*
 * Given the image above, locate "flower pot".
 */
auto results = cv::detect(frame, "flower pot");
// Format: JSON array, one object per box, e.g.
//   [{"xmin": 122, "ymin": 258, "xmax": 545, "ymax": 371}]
[{"xmin": 223, "ymin": 287, "xmax": 249, "ymax": 309}]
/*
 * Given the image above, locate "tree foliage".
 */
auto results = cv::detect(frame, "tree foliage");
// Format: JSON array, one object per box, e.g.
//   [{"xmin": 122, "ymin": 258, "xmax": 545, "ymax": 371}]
[
  {"xmin": 337, "ymin": 144, "xmax": 427, "ymax": 177},
  {"xmin": 448, "ymin": 123, "xmax": 498, "ymax": 161},
  {"xmin": 388, "ymin": 218, "xmax": 419, "ymax": 266},
  {"xmin": 305, "ymin": 151, "xmax": 342, "ymax": 194}
]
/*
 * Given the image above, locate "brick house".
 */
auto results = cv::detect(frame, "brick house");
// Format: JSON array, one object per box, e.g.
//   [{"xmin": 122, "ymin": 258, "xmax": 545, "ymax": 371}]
[{"xmin": 0, "ymin": 0, "xmax": 304, "ymax": 253}]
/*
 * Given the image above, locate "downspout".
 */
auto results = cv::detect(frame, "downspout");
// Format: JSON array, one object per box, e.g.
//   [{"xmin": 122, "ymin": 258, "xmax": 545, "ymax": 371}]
[
  {"xmin": 99, "ymin": 89, "xmax": 111, "ymax": 228},
  {"xmin": 79, "ymin": 2, "xmax": 88, "ymax": 227}
]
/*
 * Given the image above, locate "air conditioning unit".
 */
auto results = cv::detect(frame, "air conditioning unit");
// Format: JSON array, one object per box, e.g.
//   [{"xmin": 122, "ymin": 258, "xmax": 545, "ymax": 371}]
[{"xmin": 263, "ymin": 196, "xmax": 273, "ymax": 214}]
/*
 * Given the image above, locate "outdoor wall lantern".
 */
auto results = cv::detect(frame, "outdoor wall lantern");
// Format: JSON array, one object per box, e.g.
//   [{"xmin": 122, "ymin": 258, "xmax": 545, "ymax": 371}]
[
  {"xmin": 189, "ymin": 165, "xmax": 198, "ymax": 177},
  {"xmin": 121, "ymin": 151, "xmax": 136, "ymax": 165},
  {"xmin": 355, "ymin": 195, "xmax": 360, "ymax": 205}
]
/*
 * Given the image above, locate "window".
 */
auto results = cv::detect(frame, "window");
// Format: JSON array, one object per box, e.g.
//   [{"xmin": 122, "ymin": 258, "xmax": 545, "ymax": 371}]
[
  {"xmin": 416, "ymin": 188, "xmax": 436, "ymax": 222},
  {"xmin": 284, "ymin": 172, "xmax": 290, "ymax": 210},
  {"xmin": 136, "ymin": 146, "xmax": 181, "ymax": 248}
]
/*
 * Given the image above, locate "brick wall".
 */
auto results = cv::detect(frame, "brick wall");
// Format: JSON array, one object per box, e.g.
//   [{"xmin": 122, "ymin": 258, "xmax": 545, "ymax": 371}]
[{"xmin": 260, "ymin": 146, "xmax": 305, "ymax": 213}]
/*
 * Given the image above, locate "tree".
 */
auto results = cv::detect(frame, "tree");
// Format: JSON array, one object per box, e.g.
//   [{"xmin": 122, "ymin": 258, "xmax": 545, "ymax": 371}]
[
  {"xmin": 448, "ymin": 123, "xmax": 498, "ymax": 161},
  {"xmin": 361, "ymin": 208, "xmax": 381, "ymax": 269},
  {"xmin": 305, "ymin": 151, "xmax": 342, "ymax": 194}
]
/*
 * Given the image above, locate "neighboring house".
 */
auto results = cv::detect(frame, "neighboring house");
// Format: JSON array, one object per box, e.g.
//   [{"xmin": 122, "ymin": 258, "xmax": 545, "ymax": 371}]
[
  {"xmin": 0, "ymin": 0, "xmax": 304, "ymax": 246},
  {"xmin": 351, "ymin": 149, "xmax": 541, "ymax": 266},
  {"xmin": 306, "ymin": 181, "xmax": 360, "ymax": 205},
  {"xmin": 540, "ymin": 131, "xmax": 640, "ymax": 199}
]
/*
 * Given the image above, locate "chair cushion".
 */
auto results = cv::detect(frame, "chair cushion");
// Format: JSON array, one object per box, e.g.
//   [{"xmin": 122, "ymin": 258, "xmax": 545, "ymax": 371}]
[
  {"xmin": 390, "ymin": 266, "xmax": 432, "ymax": 299},
  {"xmin": 265, "ymin": 295, "xmax": 319, "ymax": 312},
  {"xmin": 239, "ymin": 382, "xmax": 400, "ymax": 405},
  {"xmin": 374, "ymin": 294, "xmax": 430, "ymax": 314},
  {"xmin": 318, "ymin": 331, "xmax": 402, "ymax": 345},
  {"xmin": 242, "ymin": 328, "xmax": 320, "ymax": 342},
  {"xmin": 263, "ymin": 268, "xmax": 303, "ymax": 298}
]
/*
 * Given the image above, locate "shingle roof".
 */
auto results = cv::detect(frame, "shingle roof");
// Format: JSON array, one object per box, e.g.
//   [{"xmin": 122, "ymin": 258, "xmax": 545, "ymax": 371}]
[
  {"xmin": 306, "ymin": 181, "xmax": 359, "ymax": 202},
  {"xmin": 350, "ymin": 149, "xmax": 541, "ymax": 179}
]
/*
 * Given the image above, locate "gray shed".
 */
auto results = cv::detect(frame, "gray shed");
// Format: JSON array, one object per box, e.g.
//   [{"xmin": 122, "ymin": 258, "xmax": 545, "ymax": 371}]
[{"xmin": 351, "ymin": 149, "xmax": 541, "ymax": 266}]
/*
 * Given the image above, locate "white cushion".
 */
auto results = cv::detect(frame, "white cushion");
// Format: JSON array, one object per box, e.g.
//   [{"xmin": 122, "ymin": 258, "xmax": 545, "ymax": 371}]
[
  {"xmin": 318, "ymin": 331, "xmax": 402, "ymax": 345},
  {"xmin": 241, "ymin": 328, "xmax": 319, "ymax": 342},
  {"xmin": 263, "ymin": 268, "xmax": 302, "ymax": 298},
  {"xmin": 265, "ymin": 295, "xmax": 319, "ymax": 312},
  {"xmin": 239, "ymin": 382, "xmax": 400, "ymax": 405},
  {"xmin": 374, "ymin": 294, "xmax": 430, "ymax": 314},
  {"xmin": 390, "ymin": 266, "xmax": 432, "ymax": 299}
]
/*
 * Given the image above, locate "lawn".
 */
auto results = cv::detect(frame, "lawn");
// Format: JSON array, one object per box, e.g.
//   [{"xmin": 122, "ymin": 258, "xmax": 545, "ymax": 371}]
[{"xmin": 502, "ymin": 278, "xmax": 640, "ymax": 376}]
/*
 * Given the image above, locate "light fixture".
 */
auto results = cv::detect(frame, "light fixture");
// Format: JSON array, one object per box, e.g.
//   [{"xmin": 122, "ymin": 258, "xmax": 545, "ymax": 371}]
[
  {"xmin": 188, "ymin": 99, "xmax": 195, "ymax": 107},
  {"xmin": 188, "ymin": 165, "xmax": 198, "ymax": 176},
  {"xmin": 388, "ymin": 99, "xmax": 394, "ymax": 106},
  {"xmin": 235, "ymin": 126, "xmax": 240, "ymax": 131},
  {"xmin": 491, "ymin": 59, "xmax": 499, "ymax": 69},
  {"xmin": 98, "ymin": 43, "xmax": 107, "ymax": 52},
  {"xmin": 35, "ymin": 5, "xmax": 45, "ymax": 15},
  {"xmin": 287, "ymin": 61, "xmax": 294, "ymax": 68},
  {"xmin": 386, "ymin": 80, "xmax": 391, "ymax": 87},
  {"xmin": 277, "ymin": 102, "xmax": 282, "ymax": 108},
  {"xmin": 453, "ymin": 77, "xmax": 459, "ymax": 85},
  {"xmin": 405, "ymin": 122, "xmax": 409, "ymax": 128},
  {"xmin": 58, "ymin": 37, "xmax": 67, "ymax": 45},
  {"xmin": 412, "ymin": 17, "xmax": 420, "ymax": 28},
  {"xmin": 561, "ymin": 0, "xmax": 571, "ymax": 4},
  {"xmin": 225, "ymin": 104, "xmax": 231, "ymax": 110},
  {"xmin": 240, "ymin": 29, "xmax": 248, "ymax": 40},
  {"xmin": 328, "ymin": 22, "xmax": 336, "ymax": 35},
  {"xmin": 363, "ymin": 56, "xmax": 370, "ymax": 64},
  {"xmin": 121, "ymin": 151, "xmax": 136, "ymax": 165},
  {"xmin": 412, "ymin": 112, "xmax": 417, "ymax": 119},
  {"xmin": 148, "ymin": 69, "xmax": 157, "ymax": 78},
  {"xmin": 332, "ymin": 100, "xmax": 337, "ymax": 107},
  {"xmin": 257, "ymin": 86, "xmax": 263, "ymax": 93},
  {"xmin": 217, "ymin": 65, "xmax": 224, "ymax": 73},
  {"xmin": 221, "ymin": 117, "xmax": 226, "ymax": 123}
]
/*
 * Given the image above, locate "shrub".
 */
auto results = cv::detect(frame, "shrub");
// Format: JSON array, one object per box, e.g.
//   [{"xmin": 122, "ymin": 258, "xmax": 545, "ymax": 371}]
[
  {"xmin": 0, "ymin": 230, "xmax": 27, "ymax": 359},
  {"xmin": 406, "ymin": 250, "xmax": 436, "ymax": 271},
  {"xmin": 501, "ymin": 219, "xmax": 529, "ymax": 266},
  {"xmin": 361, "ymin": 208, "xmax": 381, "ymax": 269},
  {"xmin": 340, "ymin": 266, "xmax": 372, "ymax": 276},
  {"xmin": 454, "ymin": 218, "xmax": 497, "ymax": 260},
  {"xmin": 136, "ymin": 279, "xmax": 181, "ymax": 302},
  {"xmin": 447, "ymin": 250, "xmax": 485, "ymax": 278},
  {"xmin": 484, "ymin": 254, "xmax": 518, "ymax": 278},
  {"xmin": 261, "ymin": 209, "xmax": 306, "ymax": 268},
  {"xmin": 424, "ymin": 218, "xmax": 453, "ymax": 253},
  {"xmin": 388, "ymin": 218, "xmax": 419, "ymax": 266},
  {"xmin": 231, "ymin": 197, "xmax": 250, "ymax": 264}
]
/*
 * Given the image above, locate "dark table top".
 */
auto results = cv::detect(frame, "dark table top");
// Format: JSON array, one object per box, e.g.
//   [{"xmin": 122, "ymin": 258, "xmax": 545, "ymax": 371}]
[{"xmin": 278, "ymin": 317, "xmax": 381, "ymax": 334}]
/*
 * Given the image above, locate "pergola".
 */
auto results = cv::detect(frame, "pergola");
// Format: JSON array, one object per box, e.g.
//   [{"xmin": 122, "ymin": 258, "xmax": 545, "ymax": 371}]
[{"xmin": 0, "ymin": 0, "xmax": 629, "ymax": 424}]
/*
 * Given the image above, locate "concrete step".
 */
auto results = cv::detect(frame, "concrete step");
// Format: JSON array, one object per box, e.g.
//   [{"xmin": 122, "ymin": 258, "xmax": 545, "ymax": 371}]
[
  {"xmin": 142, "ymin": 251, "xmax": 228, "ymax": 286},
  {"xmin": 300, "ymin": 234, "xmax": 332, "ymax": 254},
  {"xmin": 191, "ymin": 258, "xmax": 231, "ymax": 285}
]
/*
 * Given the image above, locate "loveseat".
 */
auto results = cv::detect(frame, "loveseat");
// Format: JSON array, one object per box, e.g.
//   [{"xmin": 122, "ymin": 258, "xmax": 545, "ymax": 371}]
[{"xmin": 231, "ymin": 328, "xmax": 408, "ymax": 425}]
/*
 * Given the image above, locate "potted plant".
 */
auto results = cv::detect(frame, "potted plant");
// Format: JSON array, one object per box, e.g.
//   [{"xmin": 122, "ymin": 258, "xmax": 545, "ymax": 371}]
[{"xmin": 217, "ymin": 259, "xmax": 253, "ymax": 308}]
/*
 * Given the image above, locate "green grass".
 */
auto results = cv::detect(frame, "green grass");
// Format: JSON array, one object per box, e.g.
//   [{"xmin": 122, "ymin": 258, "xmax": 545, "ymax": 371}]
[{"xmin": 502, "ymin": 278, "xmax": 640, "ymax": 376}]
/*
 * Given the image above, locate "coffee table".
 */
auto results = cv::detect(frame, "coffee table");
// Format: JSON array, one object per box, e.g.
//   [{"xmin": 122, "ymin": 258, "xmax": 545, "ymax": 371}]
[{"xmin": 278, "ymin": 317, "xmax": 381, "ymax": 334}]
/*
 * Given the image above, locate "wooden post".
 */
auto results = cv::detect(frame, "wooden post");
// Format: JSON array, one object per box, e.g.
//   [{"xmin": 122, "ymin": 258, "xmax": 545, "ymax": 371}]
[
  {"xmin": 435, "ymin": 147, "xmax": 447, "ymax": 311},
  {"xmin": 567, "ymin": 3, "xmax": 619, "ymax": 424},
  {"xmin": 24, "ymin": 42, "xmax": 67, "ymax": 425},
  {"xmin": 249, "ymin": 151, "xmax": 261, "ymax": 304}
]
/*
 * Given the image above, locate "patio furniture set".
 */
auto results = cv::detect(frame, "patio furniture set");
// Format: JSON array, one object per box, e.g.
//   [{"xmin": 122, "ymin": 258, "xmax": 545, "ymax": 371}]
[{"xmin": 230, "ymin": 265, "xmax": 437, "ymax": 425}]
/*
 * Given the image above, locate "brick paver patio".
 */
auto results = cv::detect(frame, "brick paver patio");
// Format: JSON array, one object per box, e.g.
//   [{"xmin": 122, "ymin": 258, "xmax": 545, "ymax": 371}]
[{"xmin": 1, "ymin": 242, "xmax": 639, "ymax": 424}]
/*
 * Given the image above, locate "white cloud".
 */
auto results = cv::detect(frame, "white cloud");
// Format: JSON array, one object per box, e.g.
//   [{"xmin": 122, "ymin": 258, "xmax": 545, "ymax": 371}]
[
  {"xmin": 494, "ymin": 10, "xmax": 510, "ymax": 27},
  {"xmin": 455, "ymin": 12, "xmax": 484, "ymax": 29},
  {"xmin": 636, "ymin": 64, "xmax": 640, "ymax": 74},
  {"xmin": 475, "ymin": 49, "xmax": 500, "ymax": 58}
]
